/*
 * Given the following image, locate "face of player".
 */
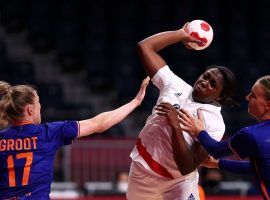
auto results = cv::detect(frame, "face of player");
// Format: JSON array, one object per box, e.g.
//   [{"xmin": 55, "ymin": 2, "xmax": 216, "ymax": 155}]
[
  {"xmin": 246, "ymin": 82, "xmax": 270, "ymax": 121},
  {"xmin": 32, "ymin": 91, "xmax": 41, "ymax": 124},
  {"xmin": 192, "ymin": 68, "xmax": 224, "ymax": 103}
]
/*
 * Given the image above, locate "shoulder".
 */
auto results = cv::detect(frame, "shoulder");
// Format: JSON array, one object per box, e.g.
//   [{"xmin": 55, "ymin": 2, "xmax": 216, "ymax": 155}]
[
  {"xmin": 152, "ymin": 65, "xmax": 192, "ymax": 90},
  {"xmin": 38, "ymin": 121, "xmax": 78, "ymax": 144},
  {"xmin": 200, "ymin": 103, "xmax": 223, "ymax": 123},
  {"xmin": 152, "ymin": 65, "xmax": 174, "ymax": 83},
  {"xmin": 239, "ymin": 122, "xmax": 265, "ymax": 134},
  {"xmin": 39, "ymin": 120, "xmax": 78, "ymax": 135},
  {"xmin": 198, "ymin": 105, "xmax": 225, "ymax": 138},
  {"xmin": 231, "ymin": 126, "xmax": 255, "ymax": 143},
  {"xmin": 199, "ymin": 105, "xmax": 223, "ymax": 124},
  {"xmin": 239, "ymin": 121, "xmax": 270, "ymax": 138},
  {"xmin": 230, "ymin": 127, "xmax": 256, "ymax": 151}
]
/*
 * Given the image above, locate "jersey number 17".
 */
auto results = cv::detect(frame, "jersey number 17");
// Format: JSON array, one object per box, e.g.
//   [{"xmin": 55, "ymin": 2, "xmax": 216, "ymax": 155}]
[{"xmin": 6, "ymin": 152, "xmax": 33, "ymax": 187}]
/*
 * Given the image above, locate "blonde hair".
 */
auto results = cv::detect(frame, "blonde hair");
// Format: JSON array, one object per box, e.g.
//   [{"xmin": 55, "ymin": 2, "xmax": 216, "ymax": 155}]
[
  {"xmin": 258, "ymin": 75, "xmax": 270, "ymax": 100},
  {"xmin": 0, "ymin": 81, "xmax": 36, "ymax": 129}
]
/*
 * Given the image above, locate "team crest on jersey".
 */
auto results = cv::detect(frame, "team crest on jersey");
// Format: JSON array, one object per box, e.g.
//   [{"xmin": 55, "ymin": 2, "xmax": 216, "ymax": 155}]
[
  {"xmin": 173, "ymin": 104, "xmax": 180, "ymax": 109},
  {"xmin": 174, "ymin": 92, "xmax": 182, "ymax": 97},
  {"xmin": 187, "ymin": 193, "xmax": 195, "ymax": 200}
]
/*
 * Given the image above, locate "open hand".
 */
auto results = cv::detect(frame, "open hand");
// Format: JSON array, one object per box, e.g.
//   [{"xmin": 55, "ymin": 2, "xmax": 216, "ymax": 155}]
[
  {"xmin": 155, "ymin": 103, "xmax": 180, "ymax": 129},
  {"xmin": 133, "ymin": 76, "xmax": 150, "ymax": 106},
  {"xmin": 201, "ymin": 156, "xmax": 219, "ymax": 168},
  {"xmin": 178, "ymin": 108, "xmax": 205, "ymax": 138}
]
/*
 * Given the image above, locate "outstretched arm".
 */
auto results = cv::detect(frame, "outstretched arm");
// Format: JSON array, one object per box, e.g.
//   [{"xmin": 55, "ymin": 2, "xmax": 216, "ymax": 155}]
[
  {"xmin": 155, "ymin": 103, "xmax": 208, "ymax": 175},
  {"xmin": 178, "ymin": 109, "xmax": 233, "ymax": 159},
  {"xmin": 202, "ymin": 157, "xmax": 253, "ymax": 175},
  {"xmin": 219, "ymin": 159, "xmax": 253, "ymax": 175},
  {"xmin": 78, "ymin": 77, "xmax": 150, "ymax": 138},
  {"xmin": 137, "ymin": 23, "xmax": 199, "ymax": 78}
]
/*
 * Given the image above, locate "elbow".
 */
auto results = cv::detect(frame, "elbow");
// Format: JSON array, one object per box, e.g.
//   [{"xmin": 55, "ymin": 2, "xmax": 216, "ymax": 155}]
[
  {"xmin": 211, "ymin": 152, "xmax": 221, "ymax": 160},
  {"xmin": 137, "ymin": 41, "xmax": 155, "ymax": 54},
  {"xmin": 137, "ymin": 41, "xmax": 147, "ymax": 55},
  {"xmin": 95, "ymin": 123, "xmax": 108, "ymax": 133},
  {"xmin": 175, "ymin": 161, "xmax": 194, "ymax": 175},
  {"xmin": 178, "ymin": 167, "xmax": 193, "ymax": 176}
]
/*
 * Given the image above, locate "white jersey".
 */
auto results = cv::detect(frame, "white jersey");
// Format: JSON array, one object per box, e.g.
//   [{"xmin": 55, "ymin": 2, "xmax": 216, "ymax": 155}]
[{"xmin": 130, "ymin": 65, "xmax": 225, "ymax": 181}]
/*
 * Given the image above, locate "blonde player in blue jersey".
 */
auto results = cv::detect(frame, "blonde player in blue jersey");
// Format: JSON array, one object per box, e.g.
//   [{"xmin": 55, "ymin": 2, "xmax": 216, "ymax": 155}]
[
  {"xmin": 159, "ymin": 75, "xmax": 270, "ymax": 199},
  {"xmin": 0, "ymin": 77, "xmax": 149, "ymax": 200}
]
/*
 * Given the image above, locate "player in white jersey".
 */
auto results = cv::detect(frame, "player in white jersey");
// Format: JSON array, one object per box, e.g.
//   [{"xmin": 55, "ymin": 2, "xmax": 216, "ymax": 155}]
[{"xmin": 127, "ymin": 23, "xmax": 238, "ymax": 200}]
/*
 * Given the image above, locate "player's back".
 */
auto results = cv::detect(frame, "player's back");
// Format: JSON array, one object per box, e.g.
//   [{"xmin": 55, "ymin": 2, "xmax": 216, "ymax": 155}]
[{"xmin": 0, "ymin": 124, "xmax": 61, "ymax": 199}]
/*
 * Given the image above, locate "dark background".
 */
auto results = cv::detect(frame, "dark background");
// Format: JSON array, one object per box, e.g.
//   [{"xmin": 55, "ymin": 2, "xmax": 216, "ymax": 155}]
[{"xmin": 0, "ymin": 0, "xmax": 269, "ymax": 196}]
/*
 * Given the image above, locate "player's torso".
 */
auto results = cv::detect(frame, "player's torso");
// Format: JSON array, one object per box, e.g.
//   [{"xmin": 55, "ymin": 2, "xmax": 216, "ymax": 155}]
[
  {"xmin": 0, "ymin": 125, "xmax": 57, "ymax": 199},
  {"xmin": 138, "ymin": 90, "xmax": 206, "ymax": 177},
  {"xmin": 132, "ymin": 66, "xmax": 223, "ymax": 180},
  {"xmin": 251, "ymin": 124, "xmax": 270, "ymax": 185}
]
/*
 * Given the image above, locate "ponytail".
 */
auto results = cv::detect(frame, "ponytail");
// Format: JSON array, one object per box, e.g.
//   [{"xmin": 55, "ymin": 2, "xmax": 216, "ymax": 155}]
[
  {"xmin": 0, "ymin": 81, "xmax": 36, "ymax": 129},
  {"xmin": 0, "ymin": 81, "xmax": 12, "ymax": 129}
]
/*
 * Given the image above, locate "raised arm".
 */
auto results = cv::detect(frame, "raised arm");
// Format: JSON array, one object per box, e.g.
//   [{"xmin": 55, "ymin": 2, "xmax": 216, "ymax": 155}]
[
  {"xmin": 137, "ymin": 24, "xmax": 199, "ymax": 78},
  {"xmin": 78, "ymin": 77, "xmax": 150, "ymax": 138}
]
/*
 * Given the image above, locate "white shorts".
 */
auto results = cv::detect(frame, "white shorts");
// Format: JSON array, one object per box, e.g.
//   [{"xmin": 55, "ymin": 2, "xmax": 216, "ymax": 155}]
[{"xmin": 127, "ymin": 161, "xmax": 200, "ymax": 200}]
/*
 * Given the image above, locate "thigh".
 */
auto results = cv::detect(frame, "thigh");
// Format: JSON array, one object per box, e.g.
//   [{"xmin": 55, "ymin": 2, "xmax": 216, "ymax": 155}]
[
  {"xmin": 162, "ymin": 178, "xmax": 200, "ymax": 200},
  {"xmin": 127, "ymin": 161, "xmax": 163, "ymax": 200}
]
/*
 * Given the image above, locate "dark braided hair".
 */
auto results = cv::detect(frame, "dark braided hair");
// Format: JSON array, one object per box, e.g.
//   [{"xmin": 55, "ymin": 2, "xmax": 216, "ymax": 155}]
[{"xmin": 206, "ymin": 65, "xmax": 239, "ymax": 107}]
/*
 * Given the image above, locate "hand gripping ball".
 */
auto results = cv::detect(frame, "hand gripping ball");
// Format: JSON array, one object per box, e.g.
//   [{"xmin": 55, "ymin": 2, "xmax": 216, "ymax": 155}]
[{"xmin": 187, "ymin": 20, "xmax": 214, "ymax": 50}]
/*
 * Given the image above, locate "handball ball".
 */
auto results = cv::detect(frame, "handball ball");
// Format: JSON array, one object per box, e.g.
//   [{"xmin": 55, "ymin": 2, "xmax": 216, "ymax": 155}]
[{"xmin": 187, "ymin": 20, "xmax": 213, "ymax": 50}]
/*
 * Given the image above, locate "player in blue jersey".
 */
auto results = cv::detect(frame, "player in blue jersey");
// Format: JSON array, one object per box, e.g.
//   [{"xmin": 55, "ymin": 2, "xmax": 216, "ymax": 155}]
[
  {"xmin": 0, "ymin": 77, "xmax": 149, "ymax": 200},
  {"xmin": 157, "ymin": 75, "xmax": 270, "ymax": 199}
]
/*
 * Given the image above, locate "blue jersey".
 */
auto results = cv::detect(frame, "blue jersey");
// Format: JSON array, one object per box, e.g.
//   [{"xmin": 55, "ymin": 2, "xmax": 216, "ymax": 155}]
[
  {"xmin": 197, "ymin": 119, "xmax": 270, "ymax": 199},
  {"xmin": 0, "ymin": 121, "xmax": 79, "ymax": 200},
  {"xmin": 230, "ymin": 119, "xmax": 270, "ymax": 199}
]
